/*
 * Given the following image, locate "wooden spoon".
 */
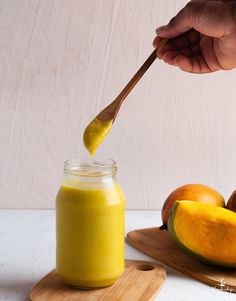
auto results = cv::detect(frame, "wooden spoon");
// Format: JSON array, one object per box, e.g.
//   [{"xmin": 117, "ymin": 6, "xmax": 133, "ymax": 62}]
[{"xmin": 83, "ymin": 39, "xmax": 168, "ymax": 156}]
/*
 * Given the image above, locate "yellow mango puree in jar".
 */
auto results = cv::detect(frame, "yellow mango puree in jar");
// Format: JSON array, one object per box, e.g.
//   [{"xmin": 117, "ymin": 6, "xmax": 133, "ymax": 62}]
[{"xmin": 56, "ymin": 160, "xmax": 125, "ymax": 288}]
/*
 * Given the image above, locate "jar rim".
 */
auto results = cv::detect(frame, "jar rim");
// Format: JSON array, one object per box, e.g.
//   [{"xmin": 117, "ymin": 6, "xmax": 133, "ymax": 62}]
[{"xmin": 64, "ymin": 159, "xmax": 117, "ymax": 177}]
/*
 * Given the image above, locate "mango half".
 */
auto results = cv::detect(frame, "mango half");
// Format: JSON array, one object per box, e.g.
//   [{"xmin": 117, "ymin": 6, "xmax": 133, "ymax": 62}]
[{"xmin": 168, "ymin": 201, "xmax": 236, "ymax": 267}]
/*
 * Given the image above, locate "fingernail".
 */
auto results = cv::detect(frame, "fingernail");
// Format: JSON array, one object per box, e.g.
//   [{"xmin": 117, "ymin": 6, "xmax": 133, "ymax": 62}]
[{"xmin": 156, "ymin": 25, "xmax": 167, "ymax": 34}]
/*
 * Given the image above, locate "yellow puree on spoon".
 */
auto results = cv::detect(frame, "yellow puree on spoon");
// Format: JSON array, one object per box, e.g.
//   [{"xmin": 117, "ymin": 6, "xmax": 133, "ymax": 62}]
[{"xmin": 83, "ymin": 118, "xmax": 112, "ymax": 157}]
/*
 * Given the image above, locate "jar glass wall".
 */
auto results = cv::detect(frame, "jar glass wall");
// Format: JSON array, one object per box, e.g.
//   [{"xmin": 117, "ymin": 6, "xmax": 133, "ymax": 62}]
[{"xmin": 56, "ymin": 159, "xmax": 125, "ymax": 288}]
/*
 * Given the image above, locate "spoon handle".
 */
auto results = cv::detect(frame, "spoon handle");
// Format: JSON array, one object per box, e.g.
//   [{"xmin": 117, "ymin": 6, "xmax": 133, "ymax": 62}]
[{"xmin": 116, "ymin": 39, "xmax": 168, "ymax": 103}]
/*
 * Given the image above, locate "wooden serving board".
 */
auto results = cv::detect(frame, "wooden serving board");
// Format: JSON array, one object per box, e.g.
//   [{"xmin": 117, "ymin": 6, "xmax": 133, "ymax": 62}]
[
  {"xmin": 29, "ymin": 259, "xmax": 166, "ymax": 301},
  {"xmin": 126, "ymin": 227, "xmax": 236, "ymax": 293}
]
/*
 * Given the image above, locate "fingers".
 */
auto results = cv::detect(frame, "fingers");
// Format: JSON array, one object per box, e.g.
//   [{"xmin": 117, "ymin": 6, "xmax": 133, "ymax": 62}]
[
  {"xmin": 178, "ymin": 55, "xmax": 211, "ymax": 73},
  {"xmin": 155, "ymin": 0, "xmax": 233, "ymax": 39},
  {"xmin": 154, "ymin": 29, "xmax": 201, "ymax": 58},
  {"xmin": 173, "ymin": 56, "xmax": 193, "ymax": 72},
  {"xmin": 156, "ymin": 41, "xmax": 220, "ymax": 73},
  {"xmin": 155, "ymin": 7, "xmax": 193, "ymax": 39},
  {"xmin": 153, "ymin": 29, "xmax": 219, "ymax": 73},
  {"xmin": 153, "ymin": 30, "xmax": 200, "ymax": 52},
  {"xmin": 166, "ymin": 54, "xmax": 212, "ymax": 73},
  {"xmin": 171, "ymin": 29, "xmax": 200, "ymax": 50},
  {"xmin": 199, "ymin": 36, "xmax": 223, "ymax": 71}
]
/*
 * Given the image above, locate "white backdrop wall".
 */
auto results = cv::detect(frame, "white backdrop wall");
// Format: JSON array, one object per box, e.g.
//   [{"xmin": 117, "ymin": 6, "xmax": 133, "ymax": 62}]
[{"xmin": 0, "ymin": 0, "xmax": 236, "ymax": 209}]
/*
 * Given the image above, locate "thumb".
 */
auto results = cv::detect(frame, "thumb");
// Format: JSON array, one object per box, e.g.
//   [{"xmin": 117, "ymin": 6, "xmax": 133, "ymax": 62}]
[{"xmin": 156, "ymin": 1, "xmax": 230, "ymax": 39}]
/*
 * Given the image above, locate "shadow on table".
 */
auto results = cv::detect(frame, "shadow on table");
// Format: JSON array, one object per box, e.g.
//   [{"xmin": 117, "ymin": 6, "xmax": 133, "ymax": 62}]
[{"xmin": 0, "ymin": 278, "xmax": 36, "ymax": 301}]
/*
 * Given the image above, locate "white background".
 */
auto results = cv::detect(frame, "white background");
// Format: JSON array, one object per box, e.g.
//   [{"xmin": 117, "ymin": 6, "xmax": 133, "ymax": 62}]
[{"xmin": 1, "ymin": 0, "xmax": 236, "ymax": 209}]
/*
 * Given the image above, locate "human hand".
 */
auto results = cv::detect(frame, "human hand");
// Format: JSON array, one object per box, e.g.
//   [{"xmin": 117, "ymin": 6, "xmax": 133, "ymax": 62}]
[{"xmin": 153, "ymin": 0, "xmax": 236, "ymax": 73}]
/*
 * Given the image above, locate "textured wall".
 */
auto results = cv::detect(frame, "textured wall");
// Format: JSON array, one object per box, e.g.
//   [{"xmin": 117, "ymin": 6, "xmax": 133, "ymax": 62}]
[{"xmin": 1, "ymin": 0, "xmax": 236, "ymax": 209}]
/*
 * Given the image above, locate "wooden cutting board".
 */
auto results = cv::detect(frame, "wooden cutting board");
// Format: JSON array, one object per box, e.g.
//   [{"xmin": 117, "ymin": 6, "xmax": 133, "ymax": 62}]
[
  {"xmin": 126, "ymin": 227, "xmax": 236, "ymax": 293},
  {"xmin": 29, "ymin": 259, "xmax": 166, "ymax": 301}
]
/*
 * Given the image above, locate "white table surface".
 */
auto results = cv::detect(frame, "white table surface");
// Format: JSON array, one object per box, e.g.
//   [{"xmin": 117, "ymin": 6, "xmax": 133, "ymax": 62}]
[{"xmin": 0, "ymin": 209, "xmax": 235, "ymax": 301}]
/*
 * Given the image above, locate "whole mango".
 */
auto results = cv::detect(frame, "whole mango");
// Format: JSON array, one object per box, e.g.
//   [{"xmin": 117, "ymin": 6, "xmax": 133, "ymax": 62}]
[
  {"xmin": 161, "ymin": 184, "xmax": 225, "ymax": 227},
  {"xmin": 227, "ymin": 190, "xmax": 236, "ymax": 212}
]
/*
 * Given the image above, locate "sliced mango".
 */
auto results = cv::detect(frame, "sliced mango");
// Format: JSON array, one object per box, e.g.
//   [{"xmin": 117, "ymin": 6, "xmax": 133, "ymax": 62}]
[{"xmin": 168, "ymin": 201, "xmax": 236, "ymax": 267}]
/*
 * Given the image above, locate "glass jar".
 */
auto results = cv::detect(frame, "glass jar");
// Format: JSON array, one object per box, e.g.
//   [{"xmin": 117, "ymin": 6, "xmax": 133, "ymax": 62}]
[{"xmin": 56, "ymin": 159, "xmax": 125, "ymax": 288}]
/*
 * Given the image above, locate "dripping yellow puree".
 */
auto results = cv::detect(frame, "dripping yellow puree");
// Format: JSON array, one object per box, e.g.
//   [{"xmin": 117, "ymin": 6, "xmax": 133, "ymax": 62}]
[{"xmin": 83, "ymin": 118, "xmax": 112, "ymax": 157}]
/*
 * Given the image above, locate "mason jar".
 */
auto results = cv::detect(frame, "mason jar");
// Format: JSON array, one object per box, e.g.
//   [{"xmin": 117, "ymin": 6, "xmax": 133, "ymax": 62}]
[{"xmin": 56, "ymin": 159, "xmax": 125, "ymax": 288}]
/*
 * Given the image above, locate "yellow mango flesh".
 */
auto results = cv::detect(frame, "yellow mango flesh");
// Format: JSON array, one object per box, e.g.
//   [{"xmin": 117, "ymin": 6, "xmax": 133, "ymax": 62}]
[
  {"xmin": 83, "ymin": 118, "xmax": 112, "ymax": 157},
  {"xmin": 169, "ymin": 201, "xmax": 236, "ymax": 266}
]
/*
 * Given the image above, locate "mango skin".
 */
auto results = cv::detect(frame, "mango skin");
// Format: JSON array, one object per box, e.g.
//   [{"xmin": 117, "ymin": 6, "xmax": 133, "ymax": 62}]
[
  {"xmin": 162, "ymin": 184, "xmax": 225, "ymax": 226},
  {"xmin": 167, "ymin": 201, "xmax": 236, "ymax": 268},
  {"xmin": 227, "ymin": 190, "xmax": 236, "ymax": 212}
]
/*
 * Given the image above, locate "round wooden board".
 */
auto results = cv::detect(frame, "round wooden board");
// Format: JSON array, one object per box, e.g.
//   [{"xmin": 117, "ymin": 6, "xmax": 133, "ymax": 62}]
[{"xmin": 29, "ymin": 259, "xmax": 166, "ymax": 301}]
